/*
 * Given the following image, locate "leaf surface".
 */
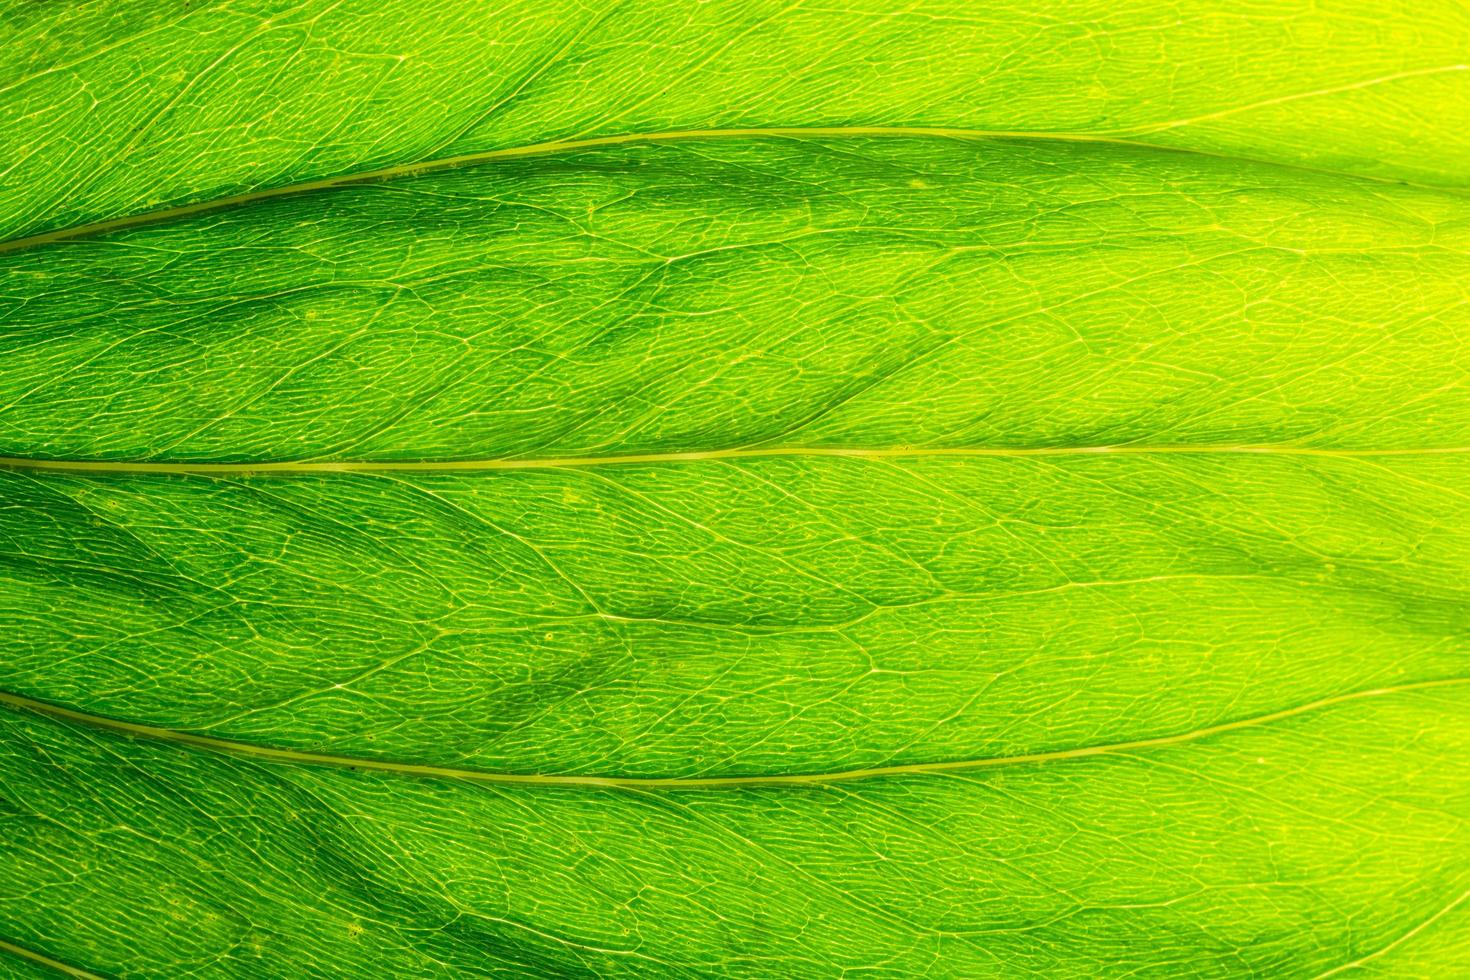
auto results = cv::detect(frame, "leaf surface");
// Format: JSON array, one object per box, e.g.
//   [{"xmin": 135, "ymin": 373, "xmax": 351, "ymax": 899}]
[{"xmin": 2, "ymin": 3, "xmax": 1470, "ymax": 978}]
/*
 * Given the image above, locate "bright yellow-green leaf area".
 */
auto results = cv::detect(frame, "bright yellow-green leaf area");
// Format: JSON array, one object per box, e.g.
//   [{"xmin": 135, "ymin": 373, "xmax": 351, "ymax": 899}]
[{"xmin": 2, "ymin": 1, "xmax": 1470, "ymax": 977}]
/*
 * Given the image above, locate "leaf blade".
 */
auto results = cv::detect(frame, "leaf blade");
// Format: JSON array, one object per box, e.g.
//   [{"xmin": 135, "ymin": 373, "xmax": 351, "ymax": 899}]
[{"xmin": 3, "ymin": 3, "xmax": 1470, "ymax": 977}]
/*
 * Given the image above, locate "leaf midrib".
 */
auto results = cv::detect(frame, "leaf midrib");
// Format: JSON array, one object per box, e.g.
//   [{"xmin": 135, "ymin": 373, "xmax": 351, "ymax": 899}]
[
  {"xmin": 2, "ymin": 678, "xmax": 1463, "ymax": 790},
  {"xmin": 4, "ymin": 124, "xmax": 1465, "ymax": 258}
]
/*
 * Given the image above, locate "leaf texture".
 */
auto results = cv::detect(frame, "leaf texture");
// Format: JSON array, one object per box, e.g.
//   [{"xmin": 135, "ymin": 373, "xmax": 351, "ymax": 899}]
[{"xmin": 2, "ymin": 2, "xmax": 1470, "ymax": 978}]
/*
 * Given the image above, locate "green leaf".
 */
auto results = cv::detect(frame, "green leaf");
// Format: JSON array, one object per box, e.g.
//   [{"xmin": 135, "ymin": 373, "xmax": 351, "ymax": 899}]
[{"xmin": 3, "ymin": 2, "xmax": 1470, "ymax": 977}]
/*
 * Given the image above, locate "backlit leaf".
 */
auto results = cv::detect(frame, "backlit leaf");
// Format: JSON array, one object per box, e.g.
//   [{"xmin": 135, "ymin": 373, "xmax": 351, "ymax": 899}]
[{"xmin": 2, "ymin": 2, "xmax": 1469, "ymax": 977}]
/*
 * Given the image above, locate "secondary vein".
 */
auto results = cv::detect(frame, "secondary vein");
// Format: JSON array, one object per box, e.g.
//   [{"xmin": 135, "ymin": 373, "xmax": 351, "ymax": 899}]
[
  {"xmin": 1, "ymin": 677, "xmax": 1463, "ymax": 790},
  {"xmin": 1, "ymin": 124, "xmax": 1461, "ymax": 256},
  {"xmin": 0, "ymin": 444, "xmax": 1466, "ymax": 476},
  {"xmin": 0, "ymin": 938, "xmax": 104, "ymax": 980}
]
